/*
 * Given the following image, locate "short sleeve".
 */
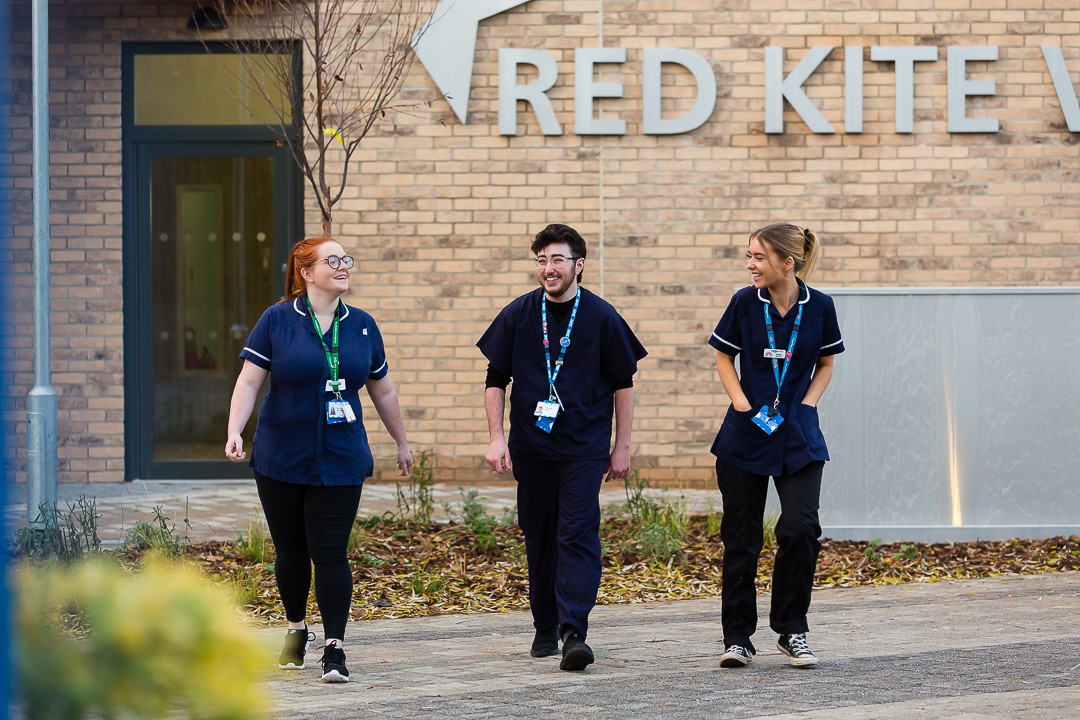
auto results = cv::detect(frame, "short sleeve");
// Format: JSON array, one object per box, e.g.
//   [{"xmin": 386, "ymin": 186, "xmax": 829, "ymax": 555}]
[
  {"xmin": 599, "ymin": 311, "xmax": 647, "ymax": 384},
  {"xmin": 819, "ymin": 295, "xmax": 845, "ymax": 356},
  {"xmin": 476, "ymin": 304, "xmax": 516, "ymax": 377},
  {"xmin": 366, "ymin": 316, "xmax": 389, "ymax": 380},
  {"xmin": 239, "ymin": 307, "xmax": 273, "ymax": 370},
  {"xmin": 708, "ymin": 292, "xmax": 743, "ymax": 356}
]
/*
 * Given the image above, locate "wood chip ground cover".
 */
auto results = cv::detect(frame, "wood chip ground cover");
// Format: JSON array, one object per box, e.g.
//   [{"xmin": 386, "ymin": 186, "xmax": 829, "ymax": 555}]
[{"xmin": 190, "ymin": 517, "xmax": 1080, "ymax": 626}]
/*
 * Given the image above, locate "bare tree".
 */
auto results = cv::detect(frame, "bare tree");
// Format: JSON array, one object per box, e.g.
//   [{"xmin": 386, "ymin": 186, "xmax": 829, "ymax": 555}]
[{"xmin": 211, "ymin": 0, "xmax": 435, "ymax": 235}]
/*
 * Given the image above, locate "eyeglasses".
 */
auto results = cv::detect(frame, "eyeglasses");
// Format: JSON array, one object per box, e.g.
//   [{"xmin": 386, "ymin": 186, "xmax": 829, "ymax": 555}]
[
  {"xmin": 534, "ymin": 255, "xmax": 578, "ymax": 269},
  {"xmin": 315, "ymin": 255, "xmax": 355, "ymax": 270}
]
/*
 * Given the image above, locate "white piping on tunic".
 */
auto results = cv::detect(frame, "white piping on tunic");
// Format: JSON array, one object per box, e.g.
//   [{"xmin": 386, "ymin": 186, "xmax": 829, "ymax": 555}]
[
  {"xmin": 757, "ymin": 283, "xmax": 811, "ymax": 305},
  {"xmin": 712, "ymin": 334, "xmax": 741, "ymax": 351},
  {"xmin": 370, "ymin": 360, "xmax": 388, "ymax": 377},
  {"xmin": 821, "ymin": 338, "xmax": 844, "ymax": 350},
  {"xmin": 292, "ymin": 296, "xmax": 351, "ymax": 319},
  {"xmin": 242, "ymin": 347, "xmax": 270, "ymax": 363}
]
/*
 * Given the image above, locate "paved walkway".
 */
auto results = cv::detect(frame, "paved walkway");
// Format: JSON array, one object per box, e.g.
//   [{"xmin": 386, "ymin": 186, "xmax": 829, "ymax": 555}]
[
  {"xmin": 258, "ymin": 572, "xmax": 1079, "ymax": 719},
  {"xmin": 7, "ymin": 482, "xmax": 1079, "ymax": 718},
  {"xmin": 5, "ymin": 479, "xmax": 719, "ymax": 545}
]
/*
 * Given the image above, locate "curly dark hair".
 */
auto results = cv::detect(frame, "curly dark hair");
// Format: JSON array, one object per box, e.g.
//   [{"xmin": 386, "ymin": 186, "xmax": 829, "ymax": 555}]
[{"xmin": 530, "ymin": 224, "xmax": 586, "ymax": 283}]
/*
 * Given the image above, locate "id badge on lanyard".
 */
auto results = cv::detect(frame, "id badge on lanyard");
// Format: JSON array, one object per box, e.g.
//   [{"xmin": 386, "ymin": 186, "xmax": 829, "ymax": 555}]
[
  {"xmin": 307, "ymin": 297, "xmax": 357, "ymax": 425},
  {"xmin": 534, "ymin": 290, "xmax": 580, "ymax": 434},
  {"xmin": 751, "ymin": 300, "xmax": 802, "ymax": 436}
]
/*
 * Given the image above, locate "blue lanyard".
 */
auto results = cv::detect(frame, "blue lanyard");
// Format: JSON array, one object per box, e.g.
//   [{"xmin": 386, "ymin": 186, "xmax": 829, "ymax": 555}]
[
  {"xmin": 541, "ymin": 289, "xmax": 580, "ymax": 399},
  {"xmin": 763, "ymin": 299, "xmax": 802, "ymax": 412}
]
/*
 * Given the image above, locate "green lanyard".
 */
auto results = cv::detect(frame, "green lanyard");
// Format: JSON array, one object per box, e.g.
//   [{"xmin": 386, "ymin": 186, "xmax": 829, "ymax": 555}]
[{"xmin": 304, "ymin": 297, "xmax": 341, "ymax": 391}]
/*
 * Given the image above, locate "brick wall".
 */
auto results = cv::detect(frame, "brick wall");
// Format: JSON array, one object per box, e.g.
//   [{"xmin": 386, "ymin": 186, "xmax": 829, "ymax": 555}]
[{"xmin": 4, "ymin": 0, "xmax": 1079, "ymax": 486}]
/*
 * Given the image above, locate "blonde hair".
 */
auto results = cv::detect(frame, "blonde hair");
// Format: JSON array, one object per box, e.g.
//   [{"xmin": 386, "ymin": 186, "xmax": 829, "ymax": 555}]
[{"xmin": 749, "ymin": 223, "xmax": 821, "ymax": 280}]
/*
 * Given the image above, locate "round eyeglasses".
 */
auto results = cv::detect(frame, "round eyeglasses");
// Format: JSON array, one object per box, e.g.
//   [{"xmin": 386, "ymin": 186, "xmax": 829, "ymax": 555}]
[
  {"xmin": 316, "ymin": 255, "xmax": 355, "ymax": 270},
  {"xmin": 534, "ymin": 255, "xmax": 578, "ymax": 269}
]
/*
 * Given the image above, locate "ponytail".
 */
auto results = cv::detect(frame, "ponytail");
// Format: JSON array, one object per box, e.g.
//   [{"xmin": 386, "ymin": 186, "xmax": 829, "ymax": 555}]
[{"xmin": 799, "ymin": 227, "xmax": 820, "ymax": 280}]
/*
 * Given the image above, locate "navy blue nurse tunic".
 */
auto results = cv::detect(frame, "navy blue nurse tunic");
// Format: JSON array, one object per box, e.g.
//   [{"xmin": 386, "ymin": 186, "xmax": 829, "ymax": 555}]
[
  {"xmin": 239, "ymin": 296, "xmax": 389, "ymax": 486},
  {"xmin": 708, "ymin": 279, "xmax": 844, "ymax": 478},
  {"xmin": 477, "ymin": 287, "xmax": 647, "ymax": 461}
]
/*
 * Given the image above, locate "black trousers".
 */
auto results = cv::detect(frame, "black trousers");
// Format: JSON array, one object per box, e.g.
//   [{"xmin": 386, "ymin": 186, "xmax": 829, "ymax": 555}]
[
  {"xmin": 512, "ymin": 456, "xmax": 607, "ymax": 639},
  {"xmin": 255, "ymin": 472, "xmax": 363, "ymax": 641},
  {"xmin": 715, "ymin": 459, "xmax": 824, "ymax": 654}
]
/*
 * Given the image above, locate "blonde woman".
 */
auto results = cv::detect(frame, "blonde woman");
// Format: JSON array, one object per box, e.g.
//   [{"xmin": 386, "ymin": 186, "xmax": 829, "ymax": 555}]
[{"xmin": 708, "ymin": 224, "xmax": 844, "ymax": 669}]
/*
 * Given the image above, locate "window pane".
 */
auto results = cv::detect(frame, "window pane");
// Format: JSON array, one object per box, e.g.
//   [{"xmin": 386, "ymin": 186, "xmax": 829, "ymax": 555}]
[
  {"xmin": 134, "ymin": 53, "xmax": 292, "ymax": 125},
  {"xmin": 150, "ymin": 156, "xmax": 276, "ymax": 460}
]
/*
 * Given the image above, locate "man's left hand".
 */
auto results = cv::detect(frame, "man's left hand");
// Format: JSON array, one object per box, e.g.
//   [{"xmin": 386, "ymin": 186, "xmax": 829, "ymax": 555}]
[{"xmin": 606, "ymin": 446, "xmax": 631, "ymax": 481}]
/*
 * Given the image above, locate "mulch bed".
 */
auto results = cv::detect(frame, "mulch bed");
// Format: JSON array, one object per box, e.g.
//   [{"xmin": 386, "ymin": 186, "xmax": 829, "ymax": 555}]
[{"xmin": 190, "ymin": 516, "xmax": 1080, "ymax": 626}]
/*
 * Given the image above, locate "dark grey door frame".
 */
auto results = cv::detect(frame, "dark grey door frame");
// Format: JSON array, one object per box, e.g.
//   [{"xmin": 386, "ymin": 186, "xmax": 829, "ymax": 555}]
[{"xmin": 121, "ymin": 42, "xmax": 301, "ymax": 481}]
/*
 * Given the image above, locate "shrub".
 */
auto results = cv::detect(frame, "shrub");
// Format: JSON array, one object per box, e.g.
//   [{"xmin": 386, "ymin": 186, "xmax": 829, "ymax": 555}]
[{"xmin": 15, "ymin": 558, "xmax": 272, "ymax": 720}]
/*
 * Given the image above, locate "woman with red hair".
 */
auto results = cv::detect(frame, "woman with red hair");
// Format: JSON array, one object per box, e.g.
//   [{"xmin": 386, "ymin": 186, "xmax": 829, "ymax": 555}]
[{"xmin": 225, "ymin": 236, "xmax": 413, "ymax": 683}]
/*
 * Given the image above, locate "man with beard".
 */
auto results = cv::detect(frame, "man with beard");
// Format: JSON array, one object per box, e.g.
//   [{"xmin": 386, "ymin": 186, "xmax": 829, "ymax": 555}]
[{"xmin": 477, "ymin": 223, "xmax": 648, "ymax": 671}]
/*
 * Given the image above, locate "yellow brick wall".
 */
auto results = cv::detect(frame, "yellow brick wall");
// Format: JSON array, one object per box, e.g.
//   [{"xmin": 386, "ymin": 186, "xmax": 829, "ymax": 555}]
[{"xmin": 4, "ymin": 1, "xmax": 1079, "ymax": 485}]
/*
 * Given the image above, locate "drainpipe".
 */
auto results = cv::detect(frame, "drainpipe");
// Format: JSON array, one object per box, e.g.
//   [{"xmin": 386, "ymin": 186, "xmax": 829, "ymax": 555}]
[{"xmin": 27, "ymin": 0, "xmax": 57, "ymax": 525}]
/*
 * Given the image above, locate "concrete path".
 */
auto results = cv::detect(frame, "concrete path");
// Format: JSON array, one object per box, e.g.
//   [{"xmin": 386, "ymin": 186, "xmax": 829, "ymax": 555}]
[
  {"xmin": 7, "ymin": 481, "xmax": 1078, "ymax": 718},
  {"xmin": 258, "ymin": 572, "xmax": 1080, "ymax": 719},
  {"xmin": 6, "ymin": 479, "xmax": 718, "ymax": 545}
]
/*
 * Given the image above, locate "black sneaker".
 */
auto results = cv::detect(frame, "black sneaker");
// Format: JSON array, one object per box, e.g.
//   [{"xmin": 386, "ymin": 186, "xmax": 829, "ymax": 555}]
[
  {"xmin": 530, "ymin": 627, "xmax": 559, "ymax": 658},
  {"xmin": 777, "ymin": 633, "xmax": 819, "ymax": 667},
  {"xmin": 320, "ymin": 642, "xmax": 351, "ymax": 683},
  {"xmin": 559, "ymin": 632, "xmax": 594, "ymax": 672},
  {"xmin": 719, "ymin": 644, "xmax": 754, "ymax": 668},
  {"xmin": 278, "ymin": 626, "xmax": 316, "ymax": 669}
]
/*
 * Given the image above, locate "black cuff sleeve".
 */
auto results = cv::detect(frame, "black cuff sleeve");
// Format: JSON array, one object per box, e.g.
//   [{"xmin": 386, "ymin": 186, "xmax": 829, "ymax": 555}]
[
  {"xmin": 612, "ymin": 376, "xmax": 634, "ymax": 391},
  {"xmin": 485, "ymin": 363, "xmax": 511, "ymax": 390}
]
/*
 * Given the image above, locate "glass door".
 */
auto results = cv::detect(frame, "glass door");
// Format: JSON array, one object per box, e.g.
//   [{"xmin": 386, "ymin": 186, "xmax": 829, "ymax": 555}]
[{"xmin": 133, "ymin": 145, "xmax": 294, "ymax": 478}]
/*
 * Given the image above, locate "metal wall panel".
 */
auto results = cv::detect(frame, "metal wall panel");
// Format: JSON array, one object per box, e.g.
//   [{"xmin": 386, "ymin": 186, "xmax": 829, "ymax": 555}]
[{"xmin": 809, "ymin": 288, "xmax": 1080, "ymax": 542}]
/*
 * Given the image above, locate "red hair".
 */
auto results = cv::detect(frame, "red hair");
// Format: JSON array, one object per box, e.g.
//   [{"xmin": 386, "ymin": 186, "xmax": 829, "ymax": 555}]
[{"xmin": 283, "ymin": 236, "xmax": 338, "ymax": 301}]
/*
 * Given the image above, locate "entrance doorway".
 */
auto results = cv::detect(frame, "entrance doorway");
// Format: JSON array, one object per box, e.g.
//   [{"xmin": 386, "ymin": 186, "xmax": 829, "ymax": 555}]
[{"xmin": 123, "ymin": 44, "xmax": 300, "ymax": 480}]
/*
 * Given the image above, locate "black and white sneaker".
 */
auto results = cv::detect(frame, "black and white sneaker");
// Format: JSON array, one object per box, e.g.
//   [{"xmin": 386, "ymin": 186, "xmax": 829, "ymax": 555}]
[
  {"xmin": 777, "ymin": 633, "xmax": 819, "ymax": 667},
  {"xmin": 320, "ymin": 642, "xmax": 351, "ymax": 683},
  {"xmin": 719, "ymin": 645, "xmax": 754, "ymax": 668},
  {"xmin": 278, "ymin": 626, "xmax": 316, "ymax": 669}
]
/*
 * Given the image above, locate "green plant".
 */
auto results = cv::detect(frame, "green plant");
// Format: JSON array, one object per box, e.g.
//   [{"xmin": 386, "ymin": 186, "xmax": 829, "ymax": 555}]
[
  {"xmin": 347, "ymin": 522, "xmax": 366, "ymax": 553},
  {"xmin": 864, "ymin": 538, "xmax": 884, "ymax": 564},
  {"xmin": 125, "ymin": 504, "xmax": 190, "ymax": 557},
  {"xmin": 893, "ymin": 544, "xmax": 919, "ymax": 561},
  {"xmin": 231, "ymin": 566, "xmax": 264, "ymax": 609},
  {"xmin": 409, "ymin": 566, "xmax": 445, "ymax": 597},
  {"xmin": 15, "ymin": 557, "xmax": 272, "ymax": 719},
  {"xmin": 233, "ymin": 517, "xmax": 273, "ymax": 564},
  {"xmin": 394, "ymin": 448, "xmax": 436, "ymax": 525},
  {"xmin": 445, "ymin": 488, "xmax": 501, "ymax": 553},
  {"xmin": 12, "ymin": 497, "xmax": 102, "ymax": 563},
  {"xmin": 705, "ymin": 502, "xmax": 723, "ymax": 537},
  {"xmin": 762, "ymin": 510, "xmax": 779, "ymax": 550},
  {"xmin": 620, "ymin": 470, "xmax": 689, "ymax": 564}
]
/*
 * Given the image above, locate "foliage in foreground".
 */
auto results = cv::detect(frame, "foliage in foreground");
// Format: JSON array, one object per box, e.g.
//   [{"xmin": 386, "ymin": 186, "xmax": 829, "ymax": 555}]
[{"xmin": 15, "ymin": 557, "xmax": 273, "ymax": 720}]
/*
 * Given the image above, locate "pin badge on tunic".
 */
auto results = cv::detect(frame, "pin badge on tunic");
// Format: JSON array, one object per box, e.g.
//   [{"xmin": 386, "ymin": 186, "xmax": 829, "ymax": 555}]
[
  {"xmin": 325, "ymin": 379, "xmax": 347, "ymax": 392},
  {"xmin": 763, "ymin": 348, "xmax": 786, "ymax": 360}
]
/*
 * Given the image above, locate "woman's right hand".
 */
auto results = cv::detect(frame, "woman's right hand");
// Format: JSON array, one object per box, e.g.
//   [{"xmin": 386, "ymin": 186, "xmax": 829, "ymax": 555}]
[{"xmin": 225, "ymin": 434, "xmax": 247, "ymax": 462}]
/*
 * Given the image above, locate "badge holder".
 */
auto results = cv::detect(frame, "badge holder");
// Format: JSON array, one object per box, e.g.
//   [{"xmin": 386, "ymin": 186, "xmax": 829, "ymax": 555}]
[
  {"xmin": 751, "ymin": 400, "xmax": 784, "ymax": 435},
  {"xmin": 534, "ymin": 399, "xmax": 559, "ymax": 433},
  {"xmin": 326, "ymin": 390, "xmax": 356, "ymax": 424}
]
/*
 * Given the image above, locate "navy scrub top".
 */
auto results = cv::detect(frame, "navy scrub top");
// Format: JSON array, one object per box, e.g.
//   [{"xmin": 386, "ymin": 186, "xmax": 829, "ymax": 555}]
[
  {"xmin": 240, "ymin": 296, "xmax": 389, "ymax": 486},
  {"xmin": 477, "ymin": 287, "xmax": 648, "ymax": 462},
  {"xmin": 708, "ymin": 279, "xmax": 844, "ymax": 477}
]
